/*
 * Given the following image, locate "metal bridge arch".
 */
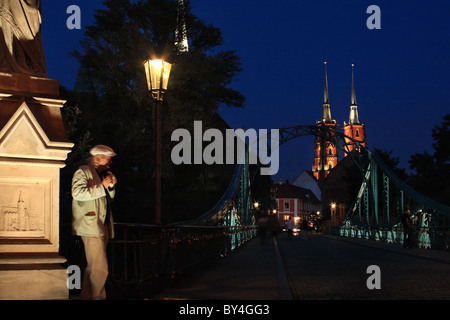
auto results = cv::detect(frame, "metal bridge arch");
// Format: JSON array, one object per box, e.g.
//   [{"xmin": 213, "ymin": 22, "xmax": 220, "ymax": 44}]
[
  {"xmin": 275, "ymin": 125, "xmax": 450, "ymax": 250},
  {"xmin": 174, "ymin": 124, "xmax": 365, "ymax": 225},
  {"xmin": 176, "ymin": 123, "xmax": 450, "ymax": 250}
]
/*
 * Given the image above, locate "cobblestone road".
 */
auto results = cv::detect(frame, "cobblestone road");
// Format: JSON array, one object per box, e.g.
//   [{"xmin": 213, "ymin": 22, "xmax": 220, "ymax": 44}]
[{"xmin": 277, "ymin": 233, "xmax": 450, "ymax": 299}]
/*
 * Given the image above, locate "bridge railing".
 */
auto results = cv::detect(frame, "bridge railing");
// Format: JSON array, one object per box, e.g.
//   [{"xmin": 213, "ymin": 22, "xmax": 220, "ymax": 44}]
[
  {"xmin": 333, "ymin": 224, "xmax": 450, "ymax": 251},
  {"xmin": 61, "ymin": 223, "xmax": 257, "ymax": 299}
]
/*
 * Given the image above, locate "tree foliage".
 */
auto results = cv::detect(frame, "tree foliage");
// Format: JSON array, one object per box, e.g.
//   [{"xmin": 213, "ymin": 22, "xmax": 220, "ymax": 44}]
[
  {"xmin": 409, "ymin": 114, "xmax": 450, "ymax": 205},
  {"xmin": 373, "ymin": 148, "xmax": 408, "ymax": 182}
]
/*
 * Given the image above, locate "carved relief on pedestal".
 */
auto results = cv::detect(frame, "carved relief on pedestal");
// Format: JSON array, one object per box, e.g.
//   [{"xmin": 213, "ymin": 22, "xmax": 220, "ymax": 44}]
[
  {"xmin": 0, "ymin": 179, "xmax": 51, "ymax": 242},
  {"xmin": 1, "ymin": 191, "xmax": 41, "ymax": 232}
]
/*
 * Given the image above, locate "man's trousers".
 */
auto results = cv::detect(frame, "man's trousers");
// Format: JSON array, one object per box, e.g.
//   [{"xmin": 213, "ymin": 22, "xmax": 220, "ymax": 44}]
[{"xmin": 81, "ymin": 234, "xmax": 108, "ymax": 300}]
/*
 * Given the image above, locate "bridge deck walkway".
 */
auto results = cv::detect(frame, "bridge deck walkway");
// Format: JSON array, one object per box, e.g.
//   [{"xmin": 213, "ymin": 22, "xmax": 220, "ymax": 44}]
[
  {"xmin": 154, "ymin": 232, "xmax": 450, "ymax": 300},
  {"xmin": 154, "ymin": 234, "xmax": 286, "ymax": 300}
]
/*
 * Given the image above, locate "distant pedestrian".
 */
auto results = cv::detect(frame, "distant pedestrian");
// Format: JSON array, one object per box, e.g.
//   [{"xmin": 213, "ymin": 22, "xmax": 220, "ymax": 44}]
[
  {"xmin": 286, "ymin": 217, "xmax": 294, "ymax": 239},
  {"xmin": 257, "ymin": 216, "xmax": 268, "ymax": 245},
  {"xmin": 268, "ymin": 215, "xmax": 280, "ymax": 238},
  {"xmin": 401, "ymin": 208, "xmax": 413, "ymax": 248}
]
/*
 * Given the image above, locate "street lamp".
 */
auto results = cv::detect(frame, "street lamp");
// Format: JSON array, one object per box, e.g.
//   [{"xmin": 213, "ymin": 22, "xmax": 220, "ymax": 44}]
[
  {"xmin": 144, "ymin": 58, "xmax": 172, "ymax": 224},
  {"xmin": 144, "ymin": 59, "xmax": 172, "ymax": 101}
]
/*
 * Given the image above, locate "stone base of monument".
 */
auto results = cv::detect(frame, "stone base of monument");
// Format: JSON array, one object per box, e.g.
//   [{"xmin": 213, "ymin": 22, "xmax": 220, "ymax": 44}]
[
  {"xmin": 0, "ymin": 73, "xmax": 73, "ymax": 300},
  {"xmin": 0, "ymin": 254, "xmax": 68, "ymax": 300}
]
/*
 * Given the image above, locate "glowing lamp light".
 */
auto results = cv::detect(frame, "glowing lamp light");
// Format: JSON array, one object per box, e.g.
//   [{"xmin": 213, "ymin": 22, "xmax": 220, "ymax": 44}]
[{"xmin": 144, "ymin": 59, "xmax": 172, "ymax": 101}]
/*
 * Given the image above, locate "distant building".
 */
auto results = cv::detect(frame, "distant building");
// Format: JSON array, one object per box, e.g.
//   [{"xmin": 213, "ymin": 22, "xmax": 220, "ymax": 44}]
[
  {"xmin": 291, "ymin": 170, "xmax": 321, "ymax": 201},
  {"xmin": 271, "ymin": 182, "xmax": 321, "ymax": 227},
  {"xmin": 321, "ymin": 155, "xmax": 364, "ymax": 226}
]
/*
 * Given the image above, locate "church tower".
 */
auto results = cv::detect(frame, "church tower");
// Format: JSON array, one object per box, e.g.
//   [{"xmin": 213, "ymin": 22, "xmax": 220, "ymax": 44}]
[
  {"xmin": 17, "ymin": 192, "xmax": 28, "ymax": 231},
  {"xmin": 343, "ymin": 64, "xmax": 367, "ymax": 154},
  {"xmin": 312, "ymin": 62, "xmax": 339, "ymax": 183},
  {"xmin": 175, "ymin": 0, "xmax": 189, "ymax": 52}
]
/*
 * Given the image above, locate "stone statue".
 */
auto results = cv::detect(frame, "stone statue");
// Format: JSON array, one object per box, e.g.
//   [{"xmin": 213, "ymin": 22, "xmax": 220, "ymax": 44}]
[{"xmin": 0, "ymin": 0, "xmax": 47, "ymax": 77}]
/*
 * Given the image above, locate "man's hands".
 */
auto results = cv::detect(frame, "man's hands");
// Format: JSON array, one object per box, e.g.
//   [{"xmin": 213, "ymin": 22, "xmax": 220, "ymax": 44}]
[{"xmin": 102, "ymin": 171, "xmax": 117, "ymax": 189}]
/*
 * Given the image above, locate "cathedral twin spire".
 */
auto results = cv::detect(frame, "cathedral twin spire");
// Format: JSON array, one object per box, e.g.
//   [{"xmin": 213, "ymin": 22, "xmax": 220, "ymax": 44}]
[
  {"xmin": 348, "ymin": 64, "xmax": 360, "ymax": 125},
  {"xmin": 322, "ymin": 62, "xmax": 334, "ymax": 124},
  {"xmin": 313, "ymin": 61, "xmax": 366, "ymax": 181},
  {"xmin": 321, "ymin": 62, "xmax": 361, "ymax": 126}
]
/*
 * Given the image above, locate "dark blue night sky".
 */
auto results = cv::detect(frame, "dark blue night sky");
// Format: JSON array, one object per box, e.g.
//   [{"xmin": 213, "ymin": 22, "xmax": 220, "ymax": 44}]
[{"xmin": 41, "ymin": 1, "xmax": 450, "ymax": 182}]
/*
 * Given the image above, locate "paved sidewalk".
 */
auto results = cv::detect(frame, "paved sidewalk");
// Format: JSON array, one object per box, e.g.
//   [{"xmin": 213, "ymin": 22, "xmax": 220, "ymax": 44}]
[{"xmin": 155, "ymin": 236, "xmax": 285, "ymax": 300}]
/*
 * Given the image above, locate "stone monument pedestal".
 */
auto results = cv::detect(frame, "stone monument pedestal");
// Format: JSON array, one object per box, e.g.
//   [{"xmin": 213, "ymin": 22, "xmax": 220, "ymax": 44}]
[
  {"xmin": 0, "ymin": 254, "xmax": 68, "ymax": 299},
  {"xmin": 0, "ymin": 73, "xmax": 73, "ymax": 299}
]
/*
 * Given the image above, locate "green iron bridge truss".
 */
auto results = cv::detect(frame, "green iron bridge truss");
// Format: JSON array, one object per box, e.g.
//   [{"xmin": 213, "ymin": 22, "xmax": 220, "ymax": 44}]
[{"xmin": 177, "ymin": 124, "xmax": 450, "ymax": 250}]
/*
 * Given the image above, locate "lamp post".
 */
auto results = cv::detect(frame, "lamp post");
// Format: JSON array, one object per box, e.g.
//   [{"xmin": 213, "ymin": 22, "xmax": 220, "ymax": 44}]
[{"xmin": 144, "ymin": 59, "xmax": 172, "ymax": 224}]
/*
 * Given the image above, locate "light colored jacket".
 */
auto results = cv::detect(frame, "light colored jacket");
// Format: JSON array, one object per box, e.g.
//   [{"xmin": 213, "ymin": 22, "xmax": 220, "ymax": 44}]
[{"xmin": 71, "ymin": 164, "xmax": 115, "ymax": 238}]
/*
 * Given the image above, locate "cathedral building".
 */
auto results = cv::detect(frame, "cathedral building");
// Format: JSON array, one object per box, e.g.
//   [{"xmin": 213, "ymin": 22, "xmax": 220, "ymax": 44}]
[
  {"xmin": 312, "ymin": 62, "xmax": 367, "ymax": 185},
  {"xmin": 343, "ymin": 64, "xmax": 367, "ymax": 154},
  {"xmin": 312, "ymin": 62, "xmax": 339, "ymax": 182},
  {"xmin": 312, "ymin": 63, "xmax": 368, "ymax": 226}
]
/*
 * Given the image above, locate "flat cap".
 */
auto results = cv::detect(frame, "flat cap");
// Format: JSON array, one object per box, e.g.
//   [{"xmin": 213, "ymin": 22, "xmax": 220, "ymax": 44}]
[{"xmin": 89, "ymin": 145, "xmax": 116, "ymax": 157}]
